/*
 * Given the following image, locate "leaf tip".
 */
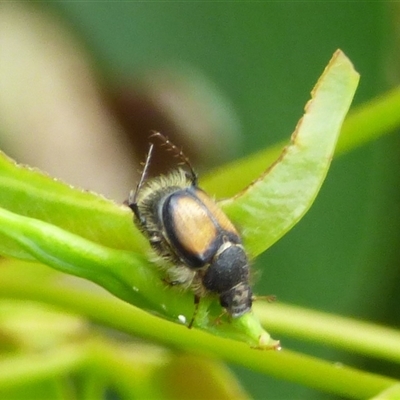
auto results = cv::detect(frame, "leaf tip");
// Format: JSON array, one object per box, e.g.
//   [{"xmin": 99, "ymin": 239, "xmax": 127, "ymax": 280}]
[{"xmin": 257, "ymin": 334, "xmax": 281, "ymax": 351}]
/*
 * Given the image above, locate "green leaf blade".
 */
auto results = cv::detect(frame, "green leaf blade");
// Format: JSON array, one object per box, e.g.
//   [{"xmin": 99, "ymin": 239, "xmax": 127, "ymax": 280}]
[
  {"xmin": 0, "ymin": 152, "xmax": 146, "ymax": 253},
  {"xmin": 219, "ymin": 50, "xmax": 360, "ymax": 257}
]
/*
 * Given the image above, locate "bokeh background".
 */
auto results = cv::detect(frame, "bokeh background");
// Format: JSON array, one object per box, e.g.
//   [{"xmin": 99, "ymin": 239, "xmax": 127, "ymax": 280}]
[{"xmin": 0, "ymin": 3, "xmax": 399, "ymax": 399}]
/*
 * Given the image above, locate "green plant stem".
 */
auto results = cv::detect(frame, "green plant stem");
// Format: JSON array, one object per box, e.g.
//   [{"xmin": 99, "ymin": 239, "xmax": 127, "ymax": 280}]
[
  {"xmin": 0, "ymin": 332, "xmax": 166, "ymax": 398},
  {"xmin": 88, "ymin": 340, "xmax": 167, "ymax": 400},
  {"xmin": 0, "ymin": 272, "xmax": 397, "ymax": 399},
  {"xmin": 336, "ymin": 86, "xmax": 400, "ymax": 154},
  {"xmin": 203, "ymin": 86, "xmax": 400, "ymax": 198},
  {"xmin": 370, "ymin": 384, "xmax": 400, "ymax": 400},
  {"xmin": 79, "ymin": 371, "xmax": 107, "ymax": 400},
  {"xmin": 0, "ymin": 342, "xmax": 87, "ymax": 389},
  {"xmin": 254, "ymin": 303, "xmax": 400, "ymax": 364}
]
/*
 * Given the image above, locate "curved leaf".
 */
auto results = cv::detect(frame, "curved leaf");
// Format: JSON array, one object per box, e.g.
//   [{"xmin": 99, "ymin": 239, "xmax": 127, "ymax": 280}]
[
  {"xmin": 0, "ymin": 152, "xmax": 145, "ymax": 253},
  {"xmin": 218, "ymin": 50, "xmax": 359, "ymax": 257}
]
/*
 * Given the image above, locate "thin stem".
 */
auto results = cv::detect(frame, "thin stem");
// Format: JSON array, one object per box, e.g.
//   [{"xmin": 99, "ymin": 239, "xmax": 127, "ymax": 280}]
[
  {"xmin": 254, "ymin": 302, "xmax": 400, "ymax": 364},
  {"xmin": 0, "ymin": 342, "xmax": 87, "ymax": 389},
  {"xmin": 0, "ymin": 271, "xmax": 397, "ymax": 399},
  {"xmin": 203, "ymin": 86, "xmax": 400, "ymax": 198}
]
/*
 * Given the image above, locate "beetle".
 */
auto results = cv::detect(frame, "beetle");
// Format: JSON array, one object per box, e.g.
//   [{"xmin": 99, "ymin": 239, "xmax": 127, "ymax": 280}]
[{"xmin": 128, "ymin": 132, "xmax": 252, "ymax": 327}]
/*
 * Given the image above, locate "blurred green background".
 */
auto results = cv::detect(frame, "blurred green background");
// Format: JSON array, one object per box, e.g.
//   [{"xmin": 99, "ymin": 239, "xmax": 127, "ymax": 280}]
[{"xmin": 1, "ymin": 2, "xmax": 399, "ymax": 399}]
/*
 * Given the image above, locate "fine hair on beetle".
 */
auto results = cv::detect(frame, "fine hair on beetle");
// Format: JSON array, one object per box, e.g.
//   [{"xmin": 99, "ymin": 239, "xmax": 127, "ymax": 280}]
[{"xmin": 128, "ymin": 132, "xmax": 253, "ymax": 328}]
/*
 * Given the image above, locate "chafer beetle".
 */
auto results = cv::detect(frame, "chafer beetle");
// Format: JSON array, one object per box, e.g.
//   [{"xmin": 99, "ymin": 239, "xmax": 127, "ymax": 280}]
[{"xmin": 128, "ymin": 132, "xmax": 252, "ymax": 327}]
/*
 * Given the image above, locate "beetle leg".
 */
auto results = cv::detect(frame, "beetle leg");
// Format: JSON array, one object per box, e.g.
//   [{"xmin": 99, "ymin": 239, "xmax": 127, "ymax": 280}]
[
  {"xmin": 188, "ymin": 294, "xmax": 201, "ymax": 329},
  {"xmin": 162, "ymin": 277, "xmax": 183, "ymax": 286},
  {"xmin": 253, "ymin": 294, "xmax": 277, "ymax": 303},
  {"xmin": 213, "ymin": 308, "xmax": 229, "ymax": 326}
]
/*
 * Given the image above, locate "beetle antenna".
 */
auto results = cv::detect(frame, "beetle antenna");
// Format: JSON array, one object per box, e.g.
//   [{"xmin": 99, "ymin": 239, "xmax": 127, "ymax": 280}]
[
  {"xmin": 150, "ymin": 131, "xmax": 198, "ymax": 185},
  {"xmin": 128, "ymin": 143, "xmax": 154, "ymax": 220}
]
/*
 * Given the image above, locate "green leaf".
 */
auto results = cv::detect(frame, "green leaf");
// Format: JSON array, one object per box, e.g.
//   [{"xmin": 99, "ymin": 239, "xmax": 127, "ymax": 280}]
[
  {"xmin": 216, "ymin": 50, "xmax": 360, "ymax": 257},
  {"xmin": 0, "ymin": 208, "xmax": 179, "ymax": 317},
  {"xmin": 0, "ymin": 151, "xmax": 146, "ymax": 253}
]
